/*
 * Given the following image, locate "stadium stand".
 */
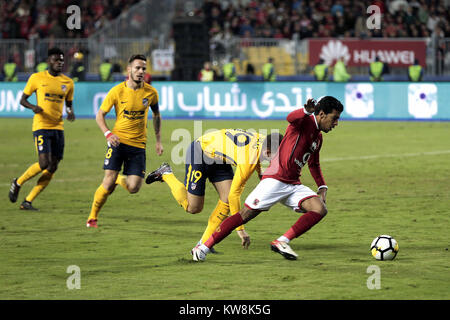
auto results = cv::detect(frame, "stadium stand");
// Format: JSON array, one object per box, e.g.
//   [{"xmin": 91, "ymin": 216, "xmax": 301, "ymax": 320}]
[
  {"xmin": 0, "ymin": 0, "xmax": 140, "ymax": 39},
  {"xmin": 197, "ymin": 0, "xmax": 450, "ymax": 40}
]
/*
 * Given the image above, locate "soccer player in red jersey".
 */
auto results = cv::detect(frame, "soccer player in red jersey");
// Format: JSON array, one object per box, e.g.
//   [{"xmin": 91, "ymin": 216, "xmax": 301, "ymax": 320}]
[{"xmin": 192, "ymin": 96, "xmax": 343, "ymax": 261}]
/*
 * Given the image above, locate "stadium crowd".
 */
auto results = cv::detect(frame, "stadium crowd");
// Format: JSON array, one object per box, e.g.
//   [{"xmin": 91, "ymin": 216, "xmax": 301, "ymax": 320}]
[
  {"xmin": 198, "ymin": 0, "xmax": 450, "ymax": 40},
  {"xmin": 0, "ymin": 0, "xmax": 140, "ymax": 39}
]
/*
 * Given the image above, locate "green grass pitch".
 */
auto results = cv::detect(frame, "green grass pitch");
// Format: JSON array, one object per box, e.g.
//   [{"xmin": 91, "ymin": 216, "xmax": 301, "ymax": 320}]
[{"xmin": 0, "ymin": 117, "xmax": 449, "ymax": 300}]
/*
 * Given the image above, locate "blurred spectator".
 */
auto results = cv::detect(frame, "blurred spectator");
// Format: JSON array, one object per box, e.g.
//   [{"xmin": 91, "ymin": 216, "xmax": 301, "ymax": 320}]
[
  {"xmin": 246, "ymin": 62, "xmax": 255, "ymax": 75},
  {"xmin": 99, "ymin": 58, "xmax": 113, "ymax": 82},
  {"xmin": 193, "ymin": 0, "xmax": 449, "ymax": 40},
  {"xmin": 198, "ymin": 61, "xmax": 214, "ymax": 82},
  {"xmin": 333, "ymin": 59, "xmax": 351, "ymax": 82},
  {"xmin": 262, "ymin": 57, "xmax": 276, "ymax": 81},
  {"xmin": 3, "ymin": 57, "xmax": 18, "ymax": 81},
  {"xmin": 0, "ymin": 0, "xmax": 140, "ymax": 39},
  {"xmin": 35, "ymin": 60, "xmax": 48, "ymax": 72},
  {"xmin": 408, "ymin": 59, "xmax": 423, "ymax": 81},
  {"xmin": 223, "ymin": 58, "xmax": 237, "ymax": 82},
  {"xmin": 369, "ymin": 56, "xmax": 387, "ymax": 81},
  {"xmin": 313, "ymin": 58, "xmax": 328, "ymax": 81},
  {"xmin": 70, "ymin": 52, "xmax": 86, "ymax": 82}
]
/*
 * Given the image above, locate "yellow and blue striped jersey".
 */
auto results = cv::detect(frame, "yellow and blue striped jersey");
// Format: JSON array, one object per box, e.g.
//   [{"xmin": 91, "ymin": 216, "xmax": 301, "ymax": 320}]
[{"xmin": 198, "ymin": 129, "xmax": 265, "ymax": 215}]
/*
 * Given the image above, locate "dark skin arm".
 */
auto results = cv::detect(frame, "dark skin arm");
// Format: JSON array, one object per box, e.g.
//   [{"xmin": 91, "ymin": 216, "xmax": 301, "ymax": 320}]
[
  {"xmin": 65, "ymin": 100, "xmax": 75, "ymax": 122},
  {"xmin": 152, "ymin": 110, "xmax": 163, "ymax": 155},
  {"xmin": 20, "ymin": 93, "xmax": 75, "ymax": 122},
  {"xmin": 20, "ymin": 93, "xmax": 43, "ymax": 114}
]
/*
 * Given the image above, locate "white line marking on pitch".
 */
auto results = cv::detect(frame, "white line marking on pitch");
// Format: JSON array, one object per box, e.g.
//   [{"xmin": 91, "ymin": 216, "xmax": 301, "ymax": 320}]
[
  {"xmin": 2, "ymin": 150, "xmax": 449, "ymax": 187},
  {"xmin": 322, "ymin": 150, "xmax": 450, "ymax": 162}
]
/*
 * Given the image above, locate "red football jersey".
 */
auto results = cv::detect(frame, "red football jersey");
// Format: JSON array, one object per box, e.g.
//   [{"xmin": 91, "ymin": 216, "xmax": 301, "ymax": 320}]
[{"xmin": 263, "ymin": 108, "xmax": 326, "ymax": 187}]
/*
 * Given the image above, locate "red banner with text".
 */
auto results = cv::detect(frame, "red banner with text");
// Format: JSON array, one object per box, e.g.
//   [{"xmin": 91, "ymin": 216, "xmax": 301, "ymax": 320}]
[{"xmin": 309, "ymin": 39, "xmax": 427, "ymax": 68}]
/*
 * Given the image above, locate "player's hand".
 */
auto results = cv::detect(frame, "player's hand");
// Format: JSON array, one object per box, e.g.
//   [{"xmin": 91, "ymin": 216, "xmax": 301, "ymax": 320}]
[
  {"xmin": 317, "ymin": 188, "xmax": 327, "ymax": 204},
  {"xmin": 32, "ymin": 105, "xmax": 43, "ymax": 114},
  {"xmin": 107, "ymin": 134, "xmax": 120, "ymax": 147},
  {"xmin": 304, "ymin": 98, "xmax": 317, "ymax": 114},
  {"xmin": 66, "ymin": 111, "xmax": 75, "ymax": 122},
  {"xmin": 155, "ymin": 141, "xmax": 163, "ymax": 156},
  {"xmin": 237, "ymin": 230, "xmax": 251, "ymax": 249}
]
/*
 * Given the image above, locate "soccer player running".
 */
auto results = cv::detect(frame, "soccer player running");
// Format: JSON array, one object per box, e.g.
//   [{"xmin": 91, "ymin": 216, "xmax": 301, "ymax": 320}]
[
  {"xmin": 86, "ymin": 54, "xmax": 163, "ymax": 228},
  {"xmin": 9, "ymin": 48, "xmax": 75, "ymax": 210},
  {"xmin": 146, "ymin": 129, "xmax": 283, "ymax": 249},
  {"xmin": 192, "ymin": 96, "xmax": 343, "ymax": 261}
]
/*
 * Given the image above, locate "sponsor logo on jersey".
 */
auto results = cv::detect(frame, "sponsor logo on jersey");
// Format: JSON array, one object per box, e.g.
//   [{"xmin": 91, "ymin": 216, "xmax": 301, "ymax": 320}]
[
  {"xmin": 123, "ymin": 109, "xmax": 145, "ymax": 120},
  {"xmin": 294, "ymin": 139, "xmax": 320, "ymax": 169}
]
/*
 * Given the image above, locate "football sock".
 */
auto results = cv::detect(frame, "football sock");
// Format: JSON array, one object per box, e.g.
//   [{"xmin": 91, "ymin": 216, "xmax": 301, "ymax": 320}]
[
  {"xmin": 17, "ymin": 162, "xmax": 42, "ymax": 186},
  {"xmin": 115, "ymin": 174, "xmax": 129, "ymax": 191},
  {"xmin": 276, "ymin": 235, "xmax": 290, "ymax": 243},
  {"xmin": 162, "ymin": 173, "xmax": 188, "ymax": 211},
  {"xmin": 204, "ymin": 212, "xmax": 244, "ymax": 249},
  {"xmin": 282, "ymin": 211, "xmax": 324, "ymax": 240},
  {"xmin": 200, "ymin": 199, "xmax": 230, "ymax": 243},
  {"xmin": 88, "ymin": 184, "xmax": 110, "ymax": 221},
  {"xmin": 24, "ymin": 169, "xmax": 53, "ymax": 202}
]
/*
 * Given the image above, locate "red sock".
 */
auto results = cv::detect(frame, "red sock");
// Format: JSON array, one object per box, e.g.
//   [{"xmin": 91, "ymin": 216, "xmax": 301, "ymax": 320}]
[
  {"xmin": 205, "ymin": 213, "xmax": 244, "ymax": 248},
  {"xmin": 283, "ymin": 211, "xmax": 324, "ymax": 240}
]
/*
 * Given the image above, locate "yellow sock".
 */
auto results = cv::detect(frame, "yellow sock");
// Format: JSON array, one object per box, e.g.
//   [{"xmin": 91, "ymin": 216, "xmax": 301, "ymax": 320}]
[
  {"xmin": 17, "ymin": 162, "xmax": 42, "ymax": 186},
  {"xmin": 200, "ymin": 199, "xmax": 230, "ymax": 243},
  {"xmin": 88, "ymin": 184, "xmax": 110, "ymax": 221},
  {"xmin": 115, "ymin": 174, "xmax": 129, "ymax": 191},
  {"xmin": 162, "ymin": 173, "xmax": 188, "ymax": 210},
  {"xmin": 25, "ymin": 169, "xmax": 53, "ymax": 202}
]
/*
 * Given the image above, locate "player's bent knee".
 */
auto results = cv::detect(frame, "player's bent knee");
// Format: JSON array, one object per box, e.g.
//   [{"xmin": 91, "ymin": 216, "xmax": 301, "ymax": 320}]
[
  {"xmin": 302, "ymin": 197, "xmax": 327, "ymax": 216},
  {"xmin": 186, "ymin": 205, "xmax": 203, "ymax": 214},
  {"xmin": 318, "ymin": 206, "xmax": 328, "ymax": 217},
  {"xmin": 38, "ymin": 159, "xmax": 49, "ymax": 170},
  {"xmin": 240, "ymin": 207, "xmax": 260, "ymax": 223},
  {"xmin": 47, "ymin": 163, "xmax": 58, "ymax": 173},
  {"xmin": 128, "ymin": 186, "xmax": 140, "ymax": 194}
]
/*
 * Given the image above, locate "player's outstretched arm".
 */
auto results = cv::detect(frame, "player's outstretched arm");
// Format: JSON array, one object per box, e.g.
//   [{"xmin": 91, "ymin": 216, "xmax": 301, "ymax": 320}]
[
  {"xmin": 20, "ymin": 93, "xmax": 43, "ymax": 114},
  {"xmin": 236, "ymin": 230, "xmax": 251, "ymax": 249}
]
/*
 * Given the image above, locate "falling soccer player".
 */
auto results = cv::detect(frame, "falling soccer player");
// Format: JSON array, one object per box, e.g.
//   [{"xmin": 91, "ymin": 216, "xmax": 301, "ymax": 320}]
[{"xmin": 191, "ymin": 96, "xmax": 344, "ymax": 261}]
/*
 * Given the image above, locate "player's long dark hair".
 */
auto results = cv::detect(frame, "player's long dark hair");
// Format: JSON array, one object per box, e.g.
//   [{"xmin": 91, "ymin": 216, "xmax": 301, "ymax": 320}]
[{"xmin": 315, "ymin": 96, "xmax": 344, "ymax": 115}]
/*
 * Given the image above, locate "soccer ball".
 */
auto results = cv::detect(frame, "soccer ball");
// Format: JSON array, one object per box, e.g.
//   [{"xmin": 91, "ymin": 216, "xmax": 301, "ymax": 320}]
[{"xmin": 370, "ymin": 235, "xmax": 399, "ymax": 261}]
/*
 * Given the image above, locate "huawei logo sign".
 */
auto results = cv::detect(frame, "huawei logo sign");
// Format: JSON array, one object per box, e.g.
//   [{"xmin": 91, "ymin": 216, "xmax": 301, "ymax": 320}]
[{"xmin": 319, "ymin": 40, "xmax": 351, "ymax": 65}]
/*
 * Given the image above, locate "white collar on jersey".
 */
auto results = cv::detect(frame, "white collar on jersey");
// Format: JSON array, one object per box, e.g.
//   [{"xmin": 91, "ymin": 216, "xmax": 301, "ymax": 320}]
[{"xmin": 312, "ymin": 113, "xmax": 319, "ymax": 130}]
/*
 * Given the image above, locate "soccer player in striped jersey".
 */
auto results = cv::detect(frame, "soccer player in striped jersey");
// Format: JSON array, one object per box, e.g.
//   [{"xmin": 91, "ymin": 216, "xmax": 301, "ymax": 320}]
[
  {"xmin": 192, "ymin": 97, "xmax": 343, "ymax": 261},
  {"xmin": 8, "ymin": 47, "xmax": 75, "ymax": 210},
  {"xmin": 146, "ymin": 129, "xmax": 283, "ymax": 250},
  {"xmin": 86, "ymin": 54, "xmax": 163, "ymax": 228}
]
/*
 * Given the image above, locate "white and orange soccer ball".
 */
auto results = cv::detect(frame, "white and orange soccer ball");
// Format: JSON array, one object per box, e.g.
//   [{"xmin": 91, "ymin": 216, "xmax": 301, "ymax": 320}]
[{"xmin": 370, "ymin": 235, "xmax": 399, "ymax": 261}]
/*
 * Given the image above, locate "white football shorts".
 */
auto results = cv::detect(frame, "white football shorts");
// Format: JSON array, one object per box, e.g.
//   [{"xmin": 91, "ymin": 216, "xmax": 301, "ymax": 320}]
[{"xmin": 244, "ymin": 178, "xmax": 318, "ymax": 212}]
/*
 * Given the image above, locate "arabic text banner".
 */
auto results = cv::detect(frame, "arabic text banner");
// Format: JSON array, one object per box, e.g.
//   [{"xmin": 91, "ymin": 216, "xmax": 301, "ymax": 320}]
[{"xmin": 1, "ymin": 82, "xmax": 449, "ymax": 120}]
